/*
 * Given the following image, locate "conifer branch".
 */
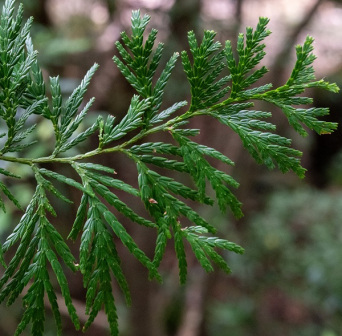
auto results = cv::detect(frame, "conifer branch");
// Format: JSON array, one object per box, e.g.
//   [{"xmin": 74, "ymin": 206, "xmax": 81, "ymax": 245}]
[{"xmin": 0, "ymin": 2, "xmax": 338, "ymax": 335}]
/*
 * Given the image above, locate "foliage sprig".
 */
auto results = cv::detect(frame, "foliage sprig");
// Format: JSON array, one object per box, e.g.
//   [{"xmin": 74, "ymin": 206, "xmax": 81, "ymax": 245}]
[{"xmin": 0, "ymin": 2, "xmax": 339, "ymax": 335}]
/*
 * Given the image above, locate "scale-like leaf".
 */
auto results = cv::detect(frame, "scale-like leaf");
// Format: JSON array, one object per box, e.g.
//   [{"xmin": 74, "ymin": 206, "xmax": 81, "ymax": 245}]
[
  {"xmin": 101, "ymin": 203, "xmax": 161, "ymax": 281},
  {"xmin": 83, "ymin": 169, "xmax": 139, "ymax": 196},
  {"xmin": 60, "ymin": 64, "xmax": 99, "ymax": 134},
  {"xmin": 211, "ymin": 107, "xmax": 306, "ymax": 177},
  {"xmin": 102, "ymin": 95, "xmax": 148, "ymax": 145},
  {"xmin": 45, "ymin": 246, "xmax": 80, "ymax": 330},
  {"xmin": 150, "ymin": 101, "xmax": 188, "ymax": 124},
  {"xmin": 174, "ymin": 223, "xmax": 187, "ymax": 284},
  {"xmin": 173, "ymin": 132, "xmax": 242, "ymax": 216},
  {"xmin": 182, "ymin": 30, "xmax": 230, "ymax": 111},
  {"xmin": 91, "ymin": 182, "xmax": 157, "ymax": 228},
  {"xmin": 78, "ymin": 162, "xmax": 116, "ymax": 174},
  {"xmin": 130, "ymin": 142, "xmax": 181, "ymax": 156},
  {"xmin": 113, "ymin": 11, "xmax": 179, "ymax": 126},
  {"xmin": 39, "ymin": 168, "xmax": 95, "ymax": 197},
  {"xmin": 153, "ymin": 220, "xmax": 170, "ymax": 268},
  {"xmin": 0, "ymin": 181, "xmax": 22, "ymax": 211},
  {"xmin": 182, "ymin": 226, "xmax": 244, "ymax": 274},
  {"xmin": 68, "ymin": 194, "xmax": 88, "ymax": 240},
  {"xmin": 225, "ymin": 17, "xmax": 271, "ymax": 98}
]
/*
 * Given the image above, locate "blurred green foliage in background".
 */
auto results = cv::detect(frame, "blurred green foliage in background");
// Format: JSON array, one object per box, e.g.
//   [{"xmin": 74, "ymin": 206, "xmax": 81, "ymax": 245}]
[{"xmin": 208, "ymin": 184, "xmax": 342, "ymax": 336}]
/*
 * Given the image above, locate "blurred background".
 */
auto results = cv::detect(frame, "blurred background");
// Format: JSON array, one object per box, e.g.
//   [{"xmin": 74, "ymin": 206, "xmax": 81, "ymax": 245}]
[{"xmin": 0, "ymin": 0, "xmax": 342, "ymax": 335}]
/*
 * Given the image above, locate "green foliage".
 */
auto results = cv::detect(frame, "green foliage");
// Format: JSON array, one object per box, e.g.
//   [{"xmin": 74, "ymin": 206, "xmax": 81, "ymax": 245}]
[
  {"xmin": 225, "ymin": 17, "xmax": 271, "ymax": 99},
  {"xmin": 0, "ymin": 2, "xmax": 338, "ymax": 335},
  {"xmin": 209, "ymin": 187, "xmax": 342, "ymax": 336},
  {"xmin": 181, "ymin": 29, "xmax": 230, "ymax": 111}
]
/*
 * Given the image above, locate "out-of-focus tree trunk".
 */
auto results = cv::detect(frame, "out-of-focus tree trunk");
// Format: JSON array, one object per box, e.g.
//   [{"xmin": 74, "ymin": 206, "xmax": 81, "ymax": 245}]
[
  {"xmin": 105, "ymin": 0, "xmax": 116, "ymax": 19},
  {"xmin": 176, "ymin": 269, "xmax": 208, "ymax": 336},
  {"xmin": 169, "ymin": 0, "xmax": 202, "ymax": 48},
  {"xmin": 272, "ymin": 0, "xmax": 326, "ymax": 87},
  {"xmin": 29, "ymin": 0, "xmax": 51, "ymax": 26}
]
